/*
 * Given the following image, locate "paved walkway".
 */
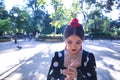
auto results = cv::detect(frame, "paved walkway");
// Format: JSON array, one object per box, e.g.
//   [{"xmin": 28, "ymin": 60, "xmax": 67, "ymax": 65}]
[{"xmin": 0, "ymin": 39, "xmax": 120, "ymax": 80}]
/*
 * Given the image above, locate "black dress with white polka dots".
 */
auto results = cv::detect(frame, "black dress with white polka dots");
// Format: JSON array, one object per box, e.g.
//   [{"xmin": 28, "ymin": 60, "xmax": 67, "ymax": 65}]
[{"xmin": 47, "ymin": 50, "xmax": 97, "ymax": 80}]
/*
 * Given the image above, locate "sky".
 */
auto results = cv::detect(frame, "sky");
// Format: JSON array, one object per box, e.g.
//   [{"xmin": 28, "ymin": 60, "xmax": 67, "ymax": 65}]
[
  {"xmin": 4, "ymin": 0, "xmax": 120, "ymax": 21},
  {"xmin": 4, "ymin": 0, "xmax": 26, "ymax": 11},
  {"xmin": 4, "ymin": 0, "xmax": 73, "ymax": 17},
  {"xmin": 103, "ymin": 9, "xmax": 120, "ymax": 20}
]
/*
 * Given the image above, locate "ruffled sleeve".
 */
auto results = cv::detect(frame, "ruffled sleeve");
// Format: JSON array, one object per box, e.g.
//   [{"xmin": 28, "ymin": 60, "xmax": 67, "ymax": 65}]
[
  {"xmin": 47, "ymin": 51, "xmax": 65, "ymax": 80},
  {"xmin": 86, "ymin": 53, "xmax": 97, "ymax": 80},
  {"xmin": 77, "ymin": 51, "xmax": 97, "ymax": 80}
]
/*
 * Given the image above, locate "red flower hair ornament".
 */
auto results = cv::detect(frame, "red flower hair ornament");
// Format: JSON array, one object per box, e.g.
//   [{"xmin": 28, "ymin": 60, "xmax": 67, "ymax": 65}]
[{"xmin": 70, "ymin": 18, "xmax": 81, "ymax": 28}]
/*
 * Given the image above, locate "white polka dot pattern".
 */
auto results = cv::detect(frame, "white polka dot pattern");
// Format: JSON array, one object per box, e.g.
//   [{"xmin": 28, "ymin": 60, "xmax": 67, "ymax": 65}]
[
  {"xmin": 53, "ymin": 61, "xmax": 59, "ymax": 67},
  {"xmin": 49, "ymin": 69, "xmax": 53, "ymax": 75},
  {"xmin": 87, "ymin": 72, "xmax": 92, "ymax": 76},
  {"xmin": 84, "ymin": 56, "xmax": 89, "ymax": 67},
  {"xmin": 47, "ymin": 51, "xmax": 97, "ymax": 80},
  {"xmin": 58, "ymin": 52, "xmax": 62, "ymax": 57}
]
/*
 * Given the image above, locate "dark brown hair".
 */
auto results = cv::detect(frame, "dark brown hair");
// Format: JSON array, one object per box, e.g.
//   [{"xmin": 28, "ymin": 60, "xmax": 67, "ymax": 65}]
[{"xmin": 63, "ymin": 18, "xmax": 84, "ymax": 40}]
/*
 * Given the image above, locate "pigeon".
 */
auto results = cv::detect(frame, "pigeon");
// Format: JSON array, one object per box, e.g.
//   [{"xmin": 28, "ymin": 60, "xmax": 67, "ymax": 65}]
[{"xmin": 16, "ymin": 46, "xmax": 22, "ymax": 49}]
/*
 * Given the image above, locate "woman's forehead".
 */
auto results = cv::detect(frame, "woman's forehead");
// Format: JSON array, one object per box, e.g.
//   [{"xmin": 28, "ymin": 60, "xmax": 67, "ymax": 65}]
[{"xmin": 66, "ymin": 35, "xmax": 82, "ymax": 41}]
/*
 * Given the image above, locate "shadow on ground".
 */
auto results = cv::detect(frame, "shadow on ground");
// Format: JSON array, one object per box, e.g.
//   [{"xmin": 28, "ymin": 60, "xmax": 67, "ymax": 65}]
[
  {"xmin": 83, "ymin": 40, "xmax": 120, "ymax": 80},
  {"xmin": 1, "ymin": 49, "xmax": 53, "ymax": 80},
  {"xmin": 1, "ymin": 40, "xmax": 120, "ymax": 80}
]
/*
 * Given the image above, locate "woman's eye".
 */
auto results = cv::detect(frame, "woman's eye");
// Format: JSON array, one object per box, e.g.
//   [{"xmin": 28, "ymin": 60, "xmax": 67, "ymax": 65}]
[
  {"xmin": 67, "ymin": 41, "xmax": 72, "ymax": 44},
  {"xmin": 76, "ymin": 41, "xmax": 81, "ymax": 44}
]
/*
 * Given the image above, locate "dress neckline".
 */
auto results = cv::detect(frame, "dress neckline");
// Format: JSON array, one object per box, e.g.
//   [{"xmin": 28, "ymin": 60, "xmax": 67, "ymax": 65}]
[{"xmin": 62, "ymin": 50, "xmax": 83, "ymax": 69}]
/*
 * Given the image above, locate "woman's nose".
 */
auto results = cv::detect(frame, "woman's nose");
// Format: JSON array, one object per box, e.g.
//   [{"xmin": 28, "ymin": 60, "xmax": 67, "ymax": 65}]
[{"xmin": 71, "ymin": 44, "xmax": 76, "ymax": 49}]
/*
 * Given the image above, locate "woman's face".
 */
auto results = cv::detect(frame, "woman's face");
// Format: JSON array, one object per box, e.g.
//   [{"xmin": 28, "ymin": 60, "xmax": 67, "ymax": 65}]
[{"xmin": 65, "ymin": 34, "xmax": 82, "ymax": 54}]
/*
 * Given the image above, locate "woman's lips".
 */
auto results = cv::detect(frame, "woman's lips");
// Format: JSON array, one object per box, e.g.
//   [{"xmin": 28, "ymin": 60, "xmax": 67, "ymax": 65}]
[{"xmin": 71, "ymin": 49, "xmax": 76, "ymax": 51}]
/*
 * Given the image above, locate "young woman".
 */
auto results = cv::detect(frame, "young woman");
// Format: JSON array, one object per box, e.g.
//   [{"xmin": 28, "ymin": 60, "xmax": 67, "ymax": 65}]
[{"xmin": 47, "ymin": 18, "xmax": 97, "ymax": 80}]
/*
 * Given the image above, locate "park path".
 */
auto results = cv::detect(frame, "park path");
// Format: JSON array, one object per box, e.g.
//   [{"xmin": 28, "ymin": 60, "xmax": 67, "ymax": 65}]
[
  {"xmin": 0, "ymin": 39, "xmax": 120, "ymax": 80},
  {"xmin": 83, "ymin": 40, "xmax": 120, "ymax": 80}
]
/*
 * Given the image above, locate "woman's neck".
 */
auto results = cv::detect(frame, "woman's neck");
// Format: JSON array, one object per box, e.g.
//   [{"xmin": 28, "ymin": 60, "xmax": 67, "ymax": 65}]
[
  {"xmin": 65, "ymin": 50, "xmax": 83, "ymax": 59},
  {"xmin": 64, "ymin": 49, "xmax": 83, "ymax": 68}
]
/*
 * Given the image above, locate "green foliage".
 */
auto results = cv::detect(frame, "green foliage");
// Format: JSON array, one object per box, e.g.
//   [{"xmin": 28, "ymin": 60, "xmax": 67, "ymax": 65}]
[
  {"xmin": 50, "ymin": 1, "xmax": 68, "ymax": 26},
  {"xmin": 97, "ymin": 0, "xmax": 120, "ymax": 12},
  {"xmin": 70, "ymin": 0, "xmax": 81, "ymax": 17},
  {"xmin": 0, "ymin": 19, "xmax": 11, "ymax": 35},
  {"xmin": 26, "ymin": 0, "xmax": 49, "ymax": 35},
  {"xmin": 50, "ymin": 0, "xmax": 82, "ymax": 34},
  {"xmin": 37, "ymin": 33, "xmax": 63, "ymax": 41},
  {"xmin": 0, "ymin": 0, "xmax": 119, "ymax": 40},
  {"xmin": 37, "ymin": 0, "xmax": 46, "ymax": 7},
  {"xmin": 91, "ymin": 31, "xmax": 111, "ymax": 39},
  {"xmin": 0, "ymin": 9, "xmax": 8, "ymax": 19},
  {"xmin": 0, "ymin": 2, "xmax": 10, "ymax": 35},
  {"xmin": 9, "ymin": 7, "xmax": 32, "ymax": 34},
  {"xmin": 0, "ymin": 38, "xmax": 11, "ymax": 42},
  {"xmin": 117, "ymin": 28, "xmax": 120, "ymax": 35},
  {"xmin": 0, "ymin": 1, "xmax": 8, "ymax": 19}
]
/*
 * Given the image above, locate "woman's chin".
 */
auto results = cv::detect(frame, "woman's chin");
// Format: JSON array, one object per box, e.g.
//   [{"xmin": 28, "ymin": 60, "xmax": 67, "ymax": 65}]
[{"xmin": 70, "ymin": 51, "xmax": 77, "ymax": 54}]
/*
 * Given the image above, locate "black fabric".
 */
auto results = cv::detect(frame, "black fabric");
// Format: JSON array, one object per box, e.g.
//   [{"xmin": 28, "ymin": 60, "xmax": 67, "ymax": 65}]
[
  {"xmin": 47, "ymin": 50, "xmax": 97, "ymax": 80},
  {"xmin": 47, "ymin": 52, "xmax": 61, "ymax": 80}
]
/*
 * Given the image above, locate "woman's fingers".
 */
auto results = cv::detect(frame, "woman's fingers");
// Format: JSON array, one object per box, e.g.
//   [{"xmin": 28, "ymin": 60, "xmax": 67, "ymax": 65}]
[
  {"xmin": 65, "ymin": 77, "xmax": 71, "ymax": 80},
  {"xmin": 62, "ymin": 69, "xmax": 69, "ymax": 75},
  {"xmin": 70, "ymin": 59, "xmax": 80, "ymax": 68},
  {"xmin": 63, "ymin": 66, "xmax": 77, "ymax": 79},
  {"xmin": 63, "ymin": 60, "xmax": 79, "ymax": 79}
]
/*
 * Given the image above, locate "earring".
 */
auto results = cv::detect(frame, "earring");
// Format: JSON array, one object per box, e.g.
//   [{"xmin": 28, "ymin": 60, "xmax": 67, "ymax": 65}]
[
  {"xmin": 80, "ymin": 46, "xmax": 82, "ymax": 51},
  {"xmin": 65, "ymin": 45, "xmax": 69, "ymax": 50},
  {"xmin": 65, "ymin": 45, "xmax": 67, "ymax": 50}
]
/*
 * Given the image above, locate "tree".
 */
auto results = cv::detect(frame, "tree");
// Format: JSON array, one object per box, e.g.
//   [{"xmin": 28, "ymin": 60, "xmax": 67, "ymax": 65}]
[
  {"xmin": 100, "ymin": 0, "xmax": 120, "ymax": 12},
  {"xmin": 26, "ymin": 0, "xmax": 47, "ymax": 35},
  {"xmin": 50, "ymin": 0, "xmax": 82, "ymax": 35},
  {"xmin": 0, "ymin": 19, "xmax": 11, "ymax": 35},
  {"xmin": 9, "ymin": 7, "xmax": 31, "ymax": 34},
  {"xmin": 50, "ymin": 0, "xmax": 68, "ymax": 34},
  {"xmin": 0, "ymin": 0, "xmax": 10, "ymax": 35}
]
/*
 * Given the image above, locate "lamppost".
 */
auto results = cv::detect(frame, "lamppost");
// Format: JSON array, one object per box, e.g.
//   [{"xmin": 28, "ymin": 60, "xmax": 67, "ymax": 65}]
[{"xmin": 14, "ymin": 13, "xmax": 18, "ymax": 44}]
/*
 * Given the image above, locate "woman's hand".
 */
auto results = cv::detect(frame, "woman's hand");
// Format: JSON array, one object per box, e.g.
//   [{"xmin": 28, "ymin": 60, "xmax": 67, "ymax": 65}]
[
  {"xmin": 70, "ymin": 59, "xmax": 80, "ymax": 68},
  {"xmin": 63, "ymin": 65, "xmax": 77, "ymax": 80},
  {"xmin": 63, "ymin": 59, "xmax": 80, "ymax": 80}
]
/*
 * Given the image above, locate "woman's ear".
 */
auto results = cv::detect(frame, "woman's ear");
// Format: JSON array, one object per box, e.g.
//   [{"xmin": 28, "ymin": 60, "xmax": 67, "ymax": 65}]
[
  {"xmin": 65, "ymin": 45, "xmax": 67, "ymax": 50},
  {"xmin": 79, "ymin": 46, "xmax": 82, "ymax": 51}
]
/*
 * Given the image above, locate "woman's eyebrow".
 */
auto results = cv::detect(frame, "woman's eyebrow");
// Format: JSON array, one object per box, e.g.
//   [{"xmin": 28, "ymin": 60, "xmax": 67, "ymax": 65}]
[
  {"xmin": 76, "ymin": 40, "xmax": 82, "ymax": 43},
  {"xmin": 77, "ymin": 40, "xmax": 81, "ymax": 42},
  {"xmin": 67, "ymin": 39, "xmax": 72, "ymax": 41}
]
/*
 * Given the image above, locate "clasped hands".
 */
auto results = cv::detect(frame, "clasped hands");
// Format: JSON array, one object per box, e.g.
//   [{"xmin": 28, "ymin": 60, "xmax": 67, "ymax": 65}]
[{"xmin": 63, "ymin": 59, "xmax": 80, "ymax": 80}]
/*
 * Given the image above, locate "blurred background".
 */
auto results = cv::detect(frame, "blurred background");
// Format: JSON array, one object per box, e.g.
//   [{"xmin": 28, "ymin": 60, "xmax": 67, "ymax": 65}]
[
  {"xmin": 0, "ymin": 0, "xmax": 120, "ymax": 42},
  {"xmin": 0, "ymin": 0, "xmax": 120, "ymax": 80}
]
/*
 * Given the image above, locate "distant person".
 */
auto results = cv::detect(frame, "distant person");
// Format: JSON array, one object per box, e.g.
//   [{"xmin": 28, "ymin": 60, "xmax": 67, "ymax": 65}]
[
  {"xmin": 47, "ymin": 18, "xmax": 97, "ymax": 80},
  {"xmin": 89, "ymin": 34, "xmax": 93, "ymax": 41},
  {"xmin": 35, "ymin": 32, "xmax": 40, "ymax": 40},
  {"xmin": 24, "ymin": 32, "xmax": 27, "ymax": 39},
  {"xmin": 29, "ymin": 33, "xmax": 32, "ymax": 41}
]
